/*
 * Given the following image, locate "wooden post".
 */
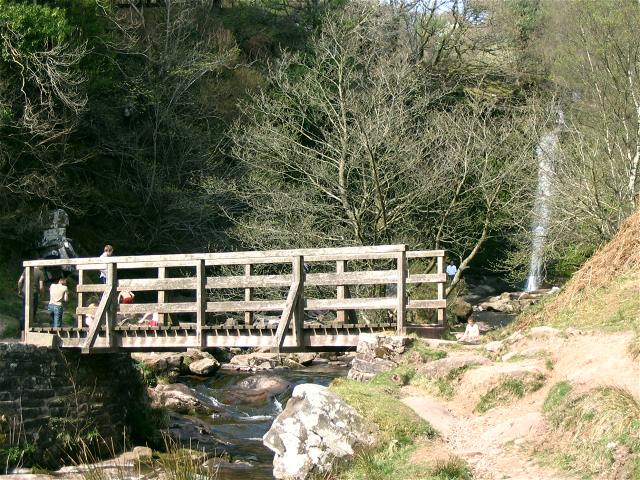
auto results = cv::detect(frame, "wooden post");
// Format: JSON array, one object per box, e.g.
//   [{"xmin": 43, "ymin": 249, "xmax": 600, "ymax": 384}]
[
  {"xmin": 292, "ymin": 256, "xmax": 305, "ymax": 349},
  {"xmin": 244, "ymin": 264, "xmax": 253, "ymax": 326},
  {"xmin": 437, "ymin": 255, "xmax": 445, "ymax": 326},
  {"xmin": 158, "ymin": 267, "xmax": 166, "ymax": 326},
  {"xmin": 23, "ymin": 266, "xmax": 33, "ymax": 343},
  {"xmin": 336, "ymin": 260, "xmax": 346, "ymax": 323},
  {"xmin": 77, "ymin": 269, "xmax": 86, "ymax": 328},
  {"xmin": 396, "ymin": 248, "xmax": 407, "ymax": 335},
  {"xmin": 105, "ymin": 263, "xmax": 117, "ymax": 348},
  {"xmin": 196, "ymin": 260, "xmax": 206, "ymax": 348}
]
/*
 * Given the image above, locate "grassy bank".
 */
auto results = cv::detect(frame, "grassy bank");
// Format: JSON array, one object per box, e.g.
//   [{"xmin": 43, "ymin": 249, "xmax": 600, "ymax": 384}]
[
  {"xmin": 538, "ymin": 381, "xmax": 640, "ymax": 478},
  {"xmin": 329, "ymin": 368, "xmax": 471, "ymax": 480}
]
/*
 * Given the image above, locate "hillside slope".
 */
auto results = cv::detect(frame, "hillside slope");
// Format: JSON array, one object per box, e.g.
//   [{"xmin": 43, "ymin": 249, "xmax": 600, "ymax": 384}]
[{"xmin": 516, "ymin": 209, "xmax": 640, "ymax": 352}]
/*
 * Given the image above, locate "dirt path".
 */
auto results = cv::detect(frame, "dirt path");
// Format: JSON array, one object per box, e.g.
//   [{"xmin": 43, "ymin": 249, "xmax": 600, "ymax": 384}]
[{"xmin": 401, "ymin": 330, "xmax": 640, "ymax": 480}]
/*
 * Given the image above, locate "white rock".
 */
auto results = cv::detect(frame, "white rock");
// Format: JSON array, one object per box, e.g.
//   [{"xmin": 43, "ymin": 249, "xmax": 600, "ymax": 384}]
[
  {"xmin": 263, "ymin": 384, "xmax": 376, "ymax": 479},
  {"xmin": 485, "ymin": 341, "xmax": 504, "ymax": 353},
  {"xmin": 188, "ymin": 357, "xmax": 220, "ymax": 376},
  {"xmin": 528, "ymin": 326, "xmax": 560, "ymax": 338}
]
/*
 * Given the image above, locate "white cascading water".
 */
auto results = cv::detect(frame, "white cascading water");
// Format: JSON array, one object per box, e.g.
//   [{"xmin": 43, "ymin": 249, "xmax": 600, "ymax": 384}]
[{"xmin": 525, "ymin": 111, "xmax": 563, "ymax": 292}]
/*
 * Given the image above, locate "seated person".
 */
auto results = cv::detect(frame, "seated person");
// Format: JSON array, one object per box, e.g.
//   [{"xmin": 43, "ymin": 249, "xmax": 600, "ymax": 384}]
[
  {"xmin": 139, "ymin": 311, "xmax": 159, "ymax": 327},
  {"xmin": 118, "ymin": 290, "xmax": 135, "ymax": 304},
  {"xmin": 456, "ymin": 318, "xmax": 480, "ymax": 344},
  {"xmin": 85, "ymin": 302, "xmax": 98, "ymax": 328}
]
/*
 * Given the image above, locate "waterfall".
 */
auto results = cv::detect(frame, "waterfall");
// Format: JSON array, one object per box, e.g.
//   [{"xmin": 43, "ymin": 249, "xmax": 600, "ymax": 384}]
[{"xmin": 525, "ymin": 112, "xmax": 563, "ymax": 292}]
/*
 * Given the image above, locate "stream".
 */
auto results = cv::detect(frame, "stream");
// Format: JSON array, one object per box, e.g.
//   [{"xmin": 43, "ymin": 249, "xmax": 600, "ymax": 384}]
[{"xmin": 178, "ymin": 364, "xmax": 349, "ymax": 479}]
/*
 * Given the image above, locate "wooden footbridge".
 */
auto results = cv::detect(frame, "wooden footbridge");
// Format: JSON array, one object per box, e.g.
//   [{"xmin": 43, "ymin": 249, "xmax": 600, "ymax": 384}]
[{"xmin": 22, "ymin": 245, "xmax": 447, "ymax": 353}]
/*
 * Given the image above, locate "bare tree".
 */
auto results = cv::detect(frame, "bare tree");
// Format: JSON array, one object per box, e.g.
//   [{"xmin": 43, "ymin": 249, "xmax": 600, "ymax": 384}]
[{"xmin": 210, "ymin": 2, "xmax": 540, "ymax": 293}]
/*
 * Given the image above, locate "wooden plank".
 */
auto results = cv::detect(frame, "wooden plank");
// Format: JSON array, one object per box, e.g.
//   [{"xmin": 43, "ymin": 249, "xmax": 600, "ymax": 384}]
[
  {"xmin": 24, "ymin": 245, "xmax": 406, "ymax": 267},
  {"xmin": 305, "ymin": 298, "xmax": 396, "ymax": 310},
  {"xmin": 82, "ymin": 284, "xmax": 115, "ymax": 353},
  {"xmin": 407, "ymin": 299, "xmax": 447, "ymax": 309},
  {"xmin": 77, "ymin": 269, "xmax": 85, "ymax": 328},
  {"xmin": 437, "ymin": 256, "xmax": 445, "ymax": 326},
  {"xmin": 272, "ymin": 273, "xmax": 301, "ymax": 353},
  {"xmin": 79, "ymin": 269, "xmax": 399, "ymax": 293},
  {"xmin": 99, "ymin": 302, "xmax": 196, "ymax": 315},
  {"xmin": 23, "ymin": 267, "xmax": 33, "ymax": 342},
  {"xmin": 158, "ymin": 267, "xmax": 166, "ymax": 325},
  {"xmin": 292, "ymin": 256, "xmax": 305, "ymax": 349},
  {"xmin": 105, "ymin": 264, "xmax": 117, "ymax": 348},
  {"xmin": 196, "ymin": 260, "xmax": 206, "ymax": 347},
  {"xmin": 406, "ymin": 250, "xmax": 445, "ymax": 259},
  {"xmin": 406, "ymin": 273, "xmax": 447, "ymax": 284},
  {"xmin": 206, "ymin": 300, "xmax": 286, "ymax": 313},
  {"xmin": 336, "ymin": 260, "xmax": 346, "ymax": 323},
  {"xmin": 397, "ymin": 250, "xmax": 407, "ymax": 335},
  {"xmin": 244, "ymin": 264, "xmax": 253, "ymax": 326}
]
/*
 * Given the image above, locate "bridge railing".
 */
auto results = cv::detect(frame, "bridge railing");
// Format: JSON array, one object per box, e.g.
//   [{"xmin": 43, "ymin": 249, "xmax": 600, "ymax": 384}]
[{"xmin": 22, "ymin": 245, "xmax": 446, "ymax": 352}]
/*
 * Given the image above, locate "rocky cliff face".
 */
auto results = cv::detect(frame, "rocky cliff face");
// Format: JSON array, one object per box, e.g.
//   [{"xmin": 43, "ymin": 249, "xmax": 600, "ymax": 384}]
[{"xmin": 263, "ymin": 384, "xmax": 376, "ymax": 479}]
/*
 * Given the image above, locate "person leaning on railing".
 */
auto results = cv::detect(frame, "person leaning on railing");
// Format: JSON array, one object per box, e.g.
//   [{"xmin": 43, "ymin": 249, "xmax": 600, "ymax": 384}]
[{"xmin": 48, "ymin": 276, "xmax": 69, "ymax": 328}]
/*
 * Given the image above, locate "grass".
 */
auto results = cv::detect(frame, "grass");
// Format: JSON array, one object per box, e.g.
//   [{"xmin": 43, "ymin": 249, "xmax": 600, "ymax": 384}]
[
  {"xmin": 405, "ymin": 342, "xmax": 448, "ymax": 363},
  {"xmin": 539, "ymin": 383, "xmax": 640, "ymax": 478},
  {"xmin": 330, "ymin": 369, "xmax": 469, "ymax": 480},
  {"xmin": 474, "ymin": 374, "xmax": 545, "ymax": 414},
  {"xmin": 516, "ymin": 271, "xmax": 640, "ymax": 333},
  {"xmin": 330, "ymin": 371, "xmax": 472, "ymax": 480},
  {"xmin": 411, "ymin": 366, "xmax": 472, "ymax": 400}
]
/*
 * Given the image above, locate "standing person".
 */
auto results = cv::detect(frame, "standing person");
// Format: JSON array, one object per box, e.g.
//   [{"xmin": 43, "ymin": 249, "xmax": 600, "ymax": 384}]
[
  {"xmin": 99, "ymin": 244, "xmax": 114, "ymax": 283},
  {"xmin": 446, "ymin": 261, "xmax": 457, "ymax": 282},
  {"xmin": 17, "ymin": 266, "xmax": 45, "ymax": 339},
  {"xmin": 48, "ymin": 276, "xmax": 68, "ymax": 328}
]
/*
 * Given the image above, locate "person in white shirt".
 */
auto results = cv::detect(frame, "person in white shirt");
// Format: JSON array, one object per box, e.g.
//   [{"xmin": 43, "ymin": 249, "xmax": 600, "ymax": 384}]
[
  {"xmin": 446, "ymin": 261, "xmax": 457, "ymax": 281},
  {"xmin": 457, "ymin": 318, "xmax": 480, "ymax": 344},
  {"xmin": 48, "ymin": 277, "xmax": 68, "ymax": 328},
  {"xmin": 99, "ymin": 244, "xmax": 114, "ymax": 283}
]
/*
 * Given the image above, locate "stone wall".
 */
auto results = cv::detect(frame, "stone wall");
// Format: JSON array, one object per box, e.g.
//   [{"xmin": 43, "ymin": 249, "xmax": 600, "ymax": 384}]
[{"xmin": 0, "ymin": 343, "xmax": 151, "ymax": 469}]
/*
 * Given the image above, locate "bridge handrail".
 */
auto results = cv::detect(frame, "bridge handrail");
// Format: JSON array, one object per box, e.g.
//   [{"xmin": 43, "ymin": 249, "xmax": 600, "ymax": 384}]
[
  {"xmin": 24, "ymin": 245, "xmax": 446, "ymax": 268},
  {"xmin": 22, "ymin": 245, "xmax": 447, "ymax": 352}
]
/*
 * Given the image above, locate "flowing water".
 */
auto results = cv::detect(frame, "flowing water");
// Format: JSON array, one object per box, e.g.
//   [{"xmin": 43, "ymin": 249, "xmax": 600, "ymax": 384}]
[
  {"xmin": 525, "ymin": 112, "xmax": 563, "ymax": 292},
  {"xmin": 180, "ymin": 364, "xmax": 349, "ymax": 479}
]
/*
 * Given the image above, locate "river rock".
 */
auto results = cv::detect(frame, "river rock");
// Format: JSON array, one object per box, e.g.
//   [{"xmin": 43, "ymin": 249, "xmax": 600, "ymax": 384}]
[
  {"xmin": 148, "ymin": 383, "xmax": 221, "ymax": 414},
  {"xmin": 188, "ymin": 357, "xmax": 220, "ymax": 376},
  {"xmin": 451, "ymin": 298, "xmax": 473, "ymax": 323},
  {"xmin": 485, "ymin": 340, "xmax": 504, "ymax": 353},
  {"xmin": 289, "ymin": 352, "xmax": 317, "ymax": 366},
  {"xmin": 222, "ymin": 375, "xmax": 291, "ymax": 405},
  {"xmin": 168, "ymin": 412, "xmax": 232, "ymax": 448},
  {"xmin": 347, "ymin": 333, "xmax": 412, "ymax": 382},
  {"xmin": 263, "ymin": 384, "xmax": 377, "ymax": 479},
  {"xmin": 417, "ymin": 355, "xmax": 489, "ymax": 379},
  {"xmin": 132, "ymin": 352, "xmax": 183, "ymax": 374},
  {"xmin": 228, "ymin": 352, "xmax": 280, "ymax": 370}
]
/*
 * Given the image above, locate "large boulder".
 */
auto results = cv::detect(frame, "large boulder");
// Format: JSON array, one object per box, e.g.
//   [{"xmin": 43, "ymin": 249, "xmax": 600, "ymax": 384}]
[
  {"xmin": 451, "ymin": 298, "xmax": 473, "ymax": 323},
  {"xmin": 221, "ymin": 375, "xmax": 291, "ymax": 405},
  {"xmin": 148, "ymin": 383, "xmax": 222, "ymax": 414},
  {"xmin": 132, "ymin": 352, "xmax": 183, "ymax": 374},
  {"xmin": 228, "ymin": 352, "xmax": 280, "ymax": 370},
  {"xmin": 188, "ymin": 357, "xmax": 220, "ymax": 376},
  {"xmin": 263, "ymin": 384, "xmax": 377, "ymax": 479},
  {"xmin": 347, "ymin": 334, "xmax": 412, "ymax": 382}
]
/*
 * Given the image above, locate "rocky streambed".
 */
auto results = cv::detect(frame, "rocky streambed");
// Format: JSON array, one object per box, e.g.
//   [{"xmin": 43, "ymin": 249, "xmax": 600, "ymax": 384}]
[{"xmin": 141, "ymin": 351, "xmax": 352, "ymax": 480}]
